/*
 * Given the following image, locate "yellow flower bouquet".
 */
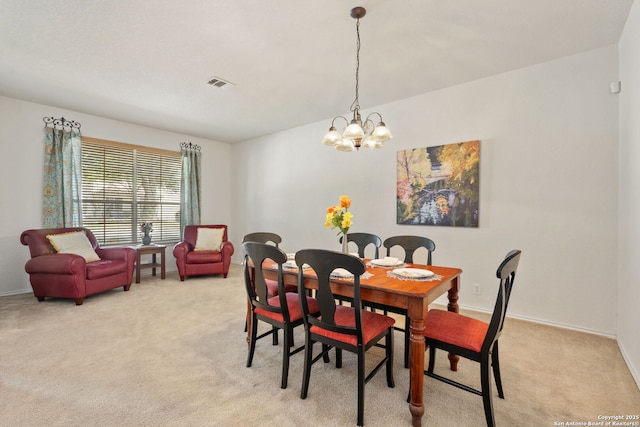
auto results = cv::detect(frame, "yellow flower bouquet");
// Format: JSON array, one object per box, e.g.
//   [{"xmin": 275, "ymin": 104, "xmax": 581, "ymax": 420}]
[{"xmin": 325, "ymin": 195, "xmax": 353, "ymax": 236}]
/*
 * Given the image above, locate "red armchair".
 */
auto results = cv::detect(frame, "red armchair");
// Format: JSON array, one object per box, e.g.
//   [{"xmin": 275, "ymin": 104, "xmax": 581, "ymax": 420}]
[
  {"xmin": 173, "ymin": 224, "xmax": 235, "ymax": 281},
  {"xmin": 20, "ymin": 227, "xmax": 136, "ymax": 305}
]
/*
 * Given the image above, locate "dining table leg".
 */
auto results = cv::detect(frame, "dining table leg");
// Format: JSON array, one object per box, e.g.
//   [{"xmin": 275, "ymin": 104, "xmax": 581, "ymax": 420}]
[
  {"xmin": 408, "ymin": 298, "xmax": 426, "ymax": 427},
  {"xmin": 447, "ymin": 276, "xmax": 461, "ymax": 371},
  {"xmin": 408, "ymin": 275, "xmax": 461, "ymax": 426}
]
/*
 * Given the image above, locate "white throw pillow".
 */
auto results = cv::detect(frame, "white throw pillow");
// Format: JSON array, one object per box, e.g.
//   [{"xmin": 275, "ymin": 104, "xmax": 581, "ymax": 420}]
[
  {"xmin": 194, "ymin": 227, "xmax": 224, "ymax": 251},
  {"xmin": 47, "ymin": 231, "xmax": 101, "ymax": 263}
]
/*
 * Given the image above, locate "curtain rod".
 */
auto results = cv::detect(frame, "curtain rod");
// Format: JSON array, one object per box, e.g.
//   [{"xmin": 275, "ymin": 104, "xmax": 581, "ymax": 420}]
[
  {"xmin": 43, "ymin": 116, "xmax": 81, "ymax": 130},
  {"xmin": 180, "ymin": 141, "xmax": 201, "ymax": 151}
]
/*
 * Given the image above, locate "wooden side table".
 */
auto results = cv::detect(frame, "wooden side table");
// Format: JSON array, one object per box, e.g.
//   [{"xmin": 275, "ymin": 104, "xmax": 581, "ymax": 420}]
[{"xmin": 134, "ymin": 245, "xmax": 166, "ymax": 283}]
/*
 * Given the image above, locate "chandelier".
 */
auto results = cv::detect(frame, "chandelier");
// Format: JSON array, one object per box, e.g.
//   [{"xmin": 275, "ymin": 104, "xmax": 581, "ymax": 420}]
[{"xmin": 322, "ymin": 6, "xmax": 392, "ymax": 152}]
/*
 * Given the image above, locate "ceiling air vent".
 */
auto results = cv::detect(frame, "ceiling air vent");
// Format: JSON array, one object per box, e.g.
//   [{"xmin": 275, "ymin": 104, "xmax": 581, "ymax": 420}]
[{"xmin": 206, "ymin": 76, "xmax": 234, "ymax": 88}]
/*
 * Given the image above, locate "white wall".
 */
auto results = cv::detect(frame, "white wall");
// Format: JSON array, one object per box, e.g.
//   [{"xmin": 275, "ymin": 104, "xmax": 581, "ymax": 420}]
[
  {"xmin": 0, "ymin": 96, "xmax": 232, "ymax": 296},
  {"xmin": 0, "ymin": 31, "xmax": 636, "ymax": 387},
  {"xmin": 232, "ymin": 45, "xmax": 620, "ymax": 337},
  {"xmin": 618, "ymin": 0, "xmax": 640, "ymax": 387}
]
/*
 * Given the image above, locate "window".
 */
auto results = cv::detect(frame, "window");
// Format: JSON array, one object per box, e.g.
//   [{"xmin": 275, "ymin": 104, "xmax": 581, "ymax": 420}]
[{"xmin": 81, "ymin": 137, "xmax": 181, "ymax": 245}]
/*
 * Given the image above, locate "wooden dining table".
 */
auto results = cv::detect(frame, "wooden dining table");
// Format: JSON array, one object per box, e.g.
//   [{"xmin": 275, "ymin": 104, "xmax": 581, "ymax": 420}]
[{"xmin": 248, "ymin": 259, "xmax": 462, "ymax": 427}]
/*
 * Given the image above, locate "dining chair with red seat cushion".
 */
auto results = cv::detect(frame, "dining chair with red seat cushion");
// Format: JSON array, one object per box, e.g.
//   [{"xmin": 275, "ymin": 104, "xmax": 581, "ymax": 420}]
[
  {"xmin": 242, "ymin": 232, "xmax": 297, "ymax": 334},
  {"xmin": 373, "ymin": 235, "xmax": 437, "ymax": 369},
  {"xmin": 336, "ymin": 232, "xmax": 382, "ymax": 307},
  {"xmin": 421, "ymin": 249, "xmax": 522, "ymax": 427},
  {"xmin": 243, "ymin": 241, "xmax": 319, "ymax": 389},
  {"xmin": 296, "ymin": 249, "xmax": 395, "ymax": 427},
  {"xmin": 383, "ymin": 235, "xmax": 436, "ymax": 266},
  {"xmin": 173, "ymin": 224, "xmax": 234, "ymax": 281},
  {"xmin": 339, "ymin": 232, "xmax": 382, "ymax": 259},
  {"xmin": 242, "ymin": 232, "xmax": 297, "ymax": 294},
  {"xmin": 242, "ymin": 231, "xmax": 282, "ymax": 248}
]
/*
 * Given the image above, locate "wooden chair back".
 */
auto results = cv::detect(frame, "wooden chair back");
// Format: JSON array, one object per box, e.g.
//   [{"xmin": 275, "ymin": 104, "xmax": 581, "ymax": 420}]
[
  {"xmin": 383, "ymin": 235, "xmax": 436, "ymax": 265},
  {"xmin": 242, "ymin": 232, "xmax": 282, "ymax": 248},
  {"xmin": 340, "ymin": 232, "xmax": 382, "ymax": 259}
]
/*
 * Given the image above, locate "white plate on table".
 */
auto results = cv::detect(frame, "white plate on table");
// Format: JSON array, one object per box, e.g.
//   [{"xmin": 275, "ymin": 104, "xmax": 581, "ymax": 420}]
[
  {"xmin": 392, "ymin": 268, "xmax": 434, "ymax": 279},
  {"xmin": 330, "ymin": 268, "xmax": 354, "ymax": 278},
  {"xmin": 370, "ymin": 257, "xmax": 403, "ymax": 267},
  {"xmin": 283, "ymin": 260, "xmax": 309, "ymax": 269}
]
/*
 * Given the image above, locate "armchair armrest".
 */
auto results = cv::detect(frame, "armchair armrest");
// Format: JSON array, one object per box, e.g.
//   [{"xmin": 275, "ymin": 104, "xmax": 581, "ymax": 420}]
[
  {"xmin": 173, "ymin": 241, "xmax": 193, "ymax": 259},
  {"xmin": 96, "ymin": 246, "xmax": 135, "ymax": 262},
  {"xmin": 24, "ymin": 253, "xmax": 86, "ymax": 275},
  {"xmin": 220, "ymin": 241, "xmax": 234, "ymax": 273},
  {"xmin": 220, "ymin": 241, "xmax": 235, "ymax": 258}
]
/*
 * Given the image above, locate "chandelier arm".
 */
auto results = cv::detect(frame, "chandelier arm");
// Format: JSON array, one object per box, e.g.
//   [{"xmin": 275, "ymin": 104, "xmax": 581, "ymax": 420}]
[
  {"xmin": 362, "ymin": 117, "xmax": 374, "ymax": 134},
  {"xmin": 365, "ymin": 112, "xmax": 383, "ymax": 123},
  {"xmin": 331, "ymin": 115, "xmax": 350, "ymax": 128}
]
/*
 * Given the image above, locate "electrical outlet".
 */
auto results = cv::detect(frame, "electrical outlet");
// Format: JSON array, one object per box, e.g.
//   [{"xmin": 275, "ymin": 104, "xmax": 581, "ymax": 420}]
[{"xmin": 473, "ymin": 283, "xmax": 481, "ymax": 295}]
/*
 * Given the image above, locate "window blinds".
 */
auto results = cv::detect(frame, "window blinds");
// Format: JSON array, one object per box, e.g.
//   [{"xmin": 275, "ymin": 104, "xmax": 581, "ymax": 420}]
[{"xmin": 81, "ymin": 138, "xmax": 181, "ymax": 245}]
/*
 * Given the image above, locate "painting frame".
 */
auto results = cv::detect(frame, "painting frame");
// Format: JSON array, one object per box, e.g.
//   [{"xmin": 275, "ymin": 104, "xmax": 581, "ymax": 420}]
[{"xmin": 396, "ymin": 140, "xmax": 480, "ymax": 227}]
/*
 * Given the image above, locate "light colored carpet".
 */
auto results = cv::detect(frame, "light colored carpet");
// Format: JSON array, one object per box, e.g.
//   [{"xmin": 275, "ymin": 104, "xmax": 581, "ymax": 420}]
[{"xmin": 1, "ymin": 264, "xmax": 638, "ymax": 427}]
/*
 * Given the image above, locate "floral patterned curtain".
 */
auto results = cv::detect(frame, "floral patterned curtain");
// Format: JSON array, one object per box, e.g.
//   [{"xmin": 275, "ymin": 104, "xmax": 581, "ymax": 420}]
[
  {"xmin": 180, "ymin": 142, "xmax": 201, "ymax": 233},
  {"xmin": 42, "ymin": 119, "xmax": 82, "ymax": 228}
]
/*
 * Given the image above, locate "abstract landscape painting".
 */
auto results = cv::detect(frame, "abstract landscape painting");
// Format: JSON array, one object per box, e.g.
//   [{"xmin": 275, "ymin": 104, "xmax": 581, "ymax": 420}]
[{"xmin": 397, "ymin": 140, "xmax": 480, "ymax": 227}]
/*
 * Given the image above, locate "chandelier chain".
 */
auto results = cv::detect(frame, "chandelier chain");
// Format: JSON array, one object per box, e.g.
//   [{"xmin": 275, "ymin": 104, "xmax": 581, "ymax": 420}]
[{"xmin": 350, "ymin": 17, "xmax": 361, "ymax": 116}]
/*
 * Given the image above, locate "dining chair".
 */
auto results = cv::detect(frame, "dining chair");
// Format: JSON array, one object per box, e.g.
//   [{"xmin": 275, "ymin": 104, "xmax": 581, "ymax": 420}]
[
  {"xmin": 242, "ymin": 232, "xmax": 282, "ymax": 248},
  {"xmin": 383, "ymin": 235, "xmax": 436, "ymax": 265},
  {"xmin": 420, "ymin": 250, "xmax": 522, "ymax": 427},
  {"xmin": 335, "ymin": 233, "xmax": 382, "ymax": 307},
  {"xmin": 339, "ymin": 232, "xmax": 382, "ymax": 259},
  {"xmin": 379, "ymin": 235, "xmax": 437, "ymax": 368},
  {"xmin": 242, "ymin": 232, "xmax": 296, "ymax": 333},
  {"xmin": 242, "ymin": 241, "xmax": 320, "ymax": 389},
  {"xmin": 242, "ymin": 232, "xmax": 295, "ymax": 296},
  {"xmin": 296, "ymin": 249, "xmax": 395, "ymax": 427}
]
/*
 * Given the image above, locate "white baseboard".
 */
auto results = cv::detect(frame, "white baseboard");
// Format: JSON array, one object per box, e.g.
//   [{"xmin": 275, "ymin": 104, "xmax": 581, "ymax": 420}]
[
  {"xmin": 617, "ymin": 338, "xmax": 640, "ymax": 390},
  {"xmin": 433, "ymin": 295, "xmax": 617, "ymax": 339},
  {"xmin": 0, "ymin": 288, "xmax": 32, "ymax": 298},
  {"xmin": 434, "ymin": 299, "xmax": 638, "ymax": 392}
]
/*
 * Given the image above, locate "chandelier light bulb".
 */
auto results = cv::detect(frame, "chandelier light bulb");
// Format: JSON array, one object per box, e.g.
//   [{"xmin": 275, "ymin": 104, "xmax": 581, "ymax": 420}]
[
  {"xmin": 343, "ymin": 121, "xmax": 365, "ymax": 141},
  {"xmin": 362, "ymin": 135, "xmax": 378, "ymax": 149},
  {"xmin": 370, "ymin": 122, "xmax": 393, "ymax": 143},
  {"xmin": 322, "ymin": 126, "xmax": 343, "ymax": 146},
  {"xmin": 336, "ymin": 138, "xmax": 356, "ymax": 152}
]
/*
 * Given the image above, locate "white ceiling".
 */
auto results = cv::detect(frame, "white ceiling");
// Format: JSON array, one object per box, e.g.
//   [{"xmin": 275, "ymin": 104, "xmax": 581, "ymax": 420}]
[{"xmin": 0, "ymin": 0, "xmax": 634, "ymax": 143}]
